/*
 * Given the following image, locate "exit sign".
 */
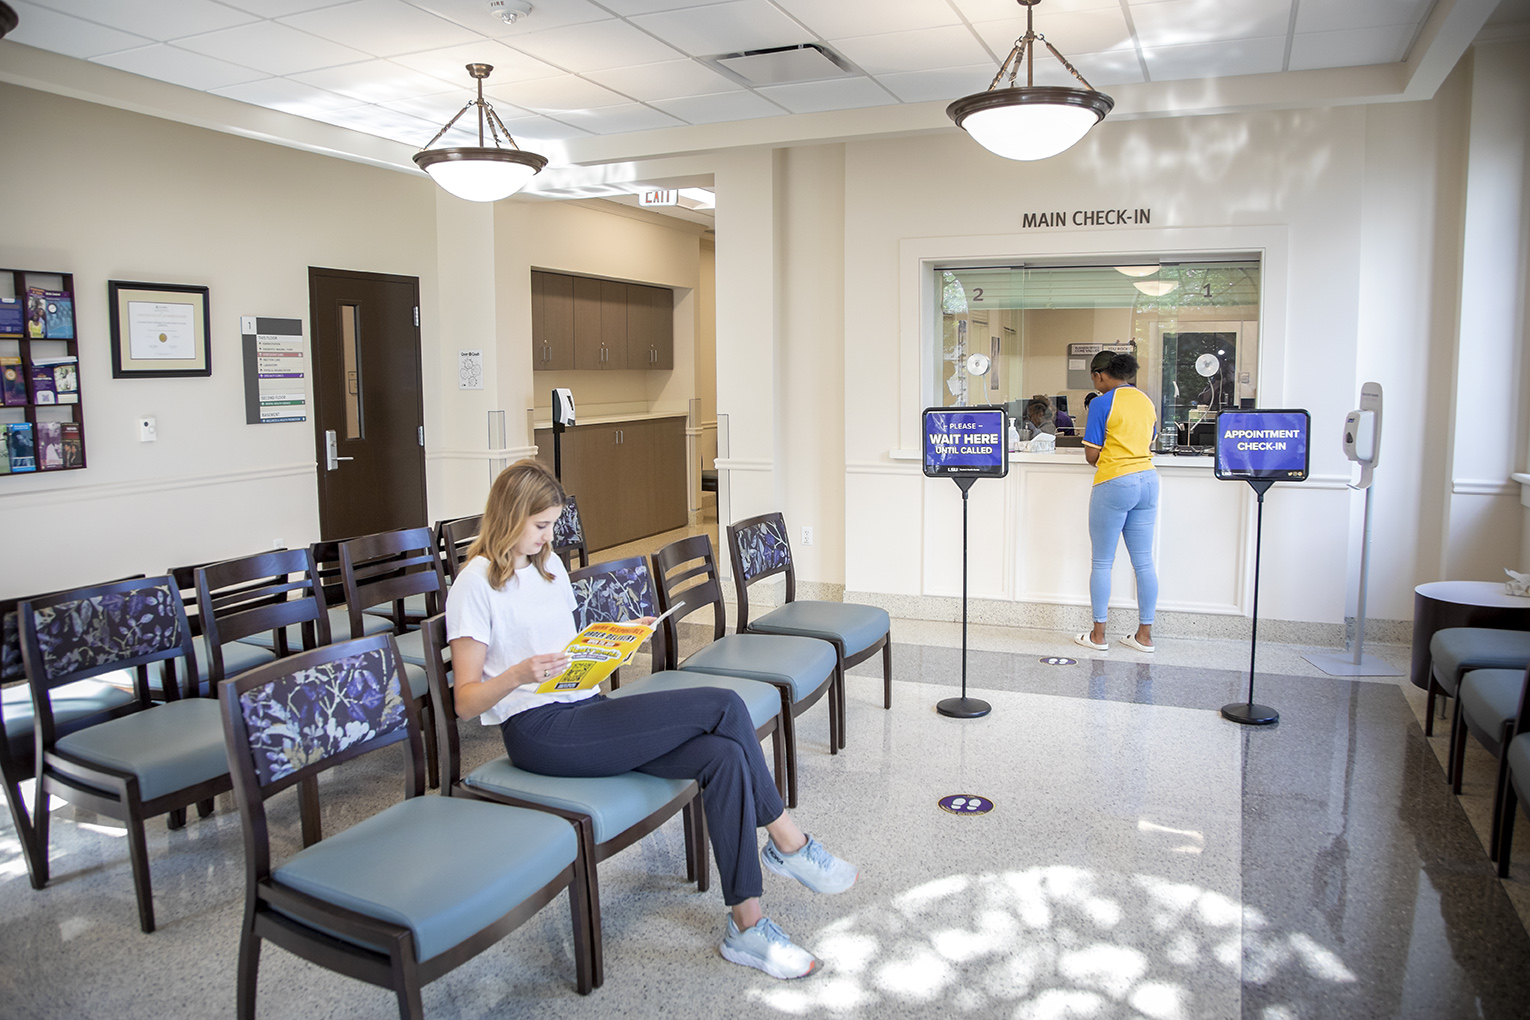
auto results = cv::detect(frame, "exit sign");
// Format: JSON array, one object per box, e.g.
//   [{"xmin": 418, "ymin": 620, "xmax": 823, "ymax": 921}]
[{"xmin": 638, "ymin": 189, "xmax": 679, "ymax": 207}]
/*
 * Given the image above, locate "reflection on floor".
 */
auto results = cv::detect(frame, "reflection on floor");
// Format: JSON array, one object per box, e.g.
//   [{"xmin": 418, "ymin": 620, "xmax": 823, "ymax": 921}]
[{"xmin": 2, "ymin": 620, "xmax": 1527, "ymax": 1019}]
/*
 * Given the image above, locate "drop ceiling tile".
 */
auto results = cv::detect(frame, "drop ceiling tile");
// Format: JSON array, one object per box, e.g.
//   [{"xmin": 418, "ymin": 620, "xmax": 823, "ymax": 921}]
[
  {"xmin": 951, "ymin": 0, "xmax": 1121, "ymax": 22},
  {"xmin": 874, "ymin": 64, "xmax": 1001, "ymax": 104},
  {"xmin": 212, "ymin": 77, "xmax": 366, "ymax": 117},
  {"xmin": 392, "ymin": 42, "xmax": 563, "ymax": 86},
  {"xmin": 755, "ymin": 76, "xmax": 899, "ymax": 114},
  {"xmin": 553, "ymin": 103, "xmax": 687, "ymax": 134},
  {"xmin": 830, "ymin": 26, "xmax": 993, "ymax": 75},
  {"xmin": 630, "ymin": 0, "xmax": 808, "ymax": 57},
  {"xmin": 1140, "ymin": 35, "xmax": 1286, "ymax": 82},
  {"xmin": 25, "ymin": 0, "xmax": 256, "ymax": 38},
  {"xmin": 505, "ymin": 20, "xmax": 684, "ymax": 72},
  {"xmin": 493, "ymin": 113, "xmax": 595, "ymax": 142},
  {"xmin": 90, "ymin": 44, "xmax": 269, "ymax": 91},
  {"xmin": 219, "ymin": 1, "xmax": 354, "ymax": 16},
  {"xmin": 1035, "ymin": 48, "xmax": 1145, "ymax": 87},
  {"xmin": 971, "ymin": 7, "xmax": 1134, "ymax": 59},
  {"xmin": 301, "ymin": 102, "xmax": 441, "ymax": 144},
  {"xmin": 485, "ymin": 75, "xmax": 632, "ymax": 114},
  {"xmin": 6, "ymin": 2, "xmax": 152, "ymax": 58},
  {"xmin": 383, "ymin": 91, "xmax": 530, "ymax": 126},
  {"xmin": 175, "ymin": 21, "xmax": 373, "ymax": 75},
  {"xmin": 775, "ymin": 0, "xmax": 966, "ymax": 39},
  {"xmin": 1288, "ymin": 24, "xmax": 1414, "ymax": 70},
  {"xmin": 292, "ymin": 59, "xmax": 461, "ymax": 102},
  {"xmin": 409, "ymin": 0, "xmax": 612, "ymax": 37},
  {"xmin": 1129, "ymin": 0, "xmax": 1294, "ymax": 49},
  {"xmin": 597, "ymin": 0, "xmax": 725, "ymax": 15},
  {"xmin": 651, "ymin": 89, "xmax": 786, "ymax": 123},
  {"xmin": 585, "ymin": 60, "xmax": 743, "ymax": 102},
  {"xmin": 1295, "ymin": 0, "xmax": 1434, "ymax": 34},
  {"xmin": 279, "ymin": 0, "xmax": 481, "ymax": 57}
]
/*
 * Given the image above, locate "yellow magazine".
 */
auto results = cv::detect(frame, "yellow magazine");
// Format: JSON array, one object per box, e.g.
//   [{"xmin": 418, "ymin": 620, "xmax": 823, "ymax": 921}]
[{"xmin": 534, "ymin": 605, "xmax": 680, "ymax": 694}]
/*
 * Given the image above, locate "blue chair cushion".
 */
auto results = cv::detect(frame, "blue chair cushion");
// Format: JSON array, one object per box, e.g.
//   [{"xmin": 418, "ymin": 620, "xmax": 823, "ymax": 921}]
[
  {"xmin": 236, "ymin": 606, "xmax": 391, "ymax": 650},
  {"xmin": 273, "ymin": 796, "xmax": 576, "ymax": 962},
  {"xmin": 193, "ymin": 635, "xmax": 275, "ymax": 683},
  {"xmin": 463, "ymin": 758, "xmax": 690, "ymax": 845},
  {"xmin": 393, "ymin": 629, "xmax": 427, "ymax": 668},
  {"xmin": 402, "ymin": 660, "xmax": 427, "ymax": 701},
  {"xmin": 1508, "ymin": 732, "xmax": 1530, "ymax": 803},
  {"xmin": 610, "ymin": 670, "xmax": 781, "ymax": 732},
  {"xmin": 678, "ymin": 634, "xmax": 835, "ymax": 703},
  {"xmin": 1431, "ymin": 629, "xmax": 1530, "ymax": 696},
  {"xmin": 1458, "ymin": 669, "xmax": 1527, "ymax": 743},
  {"xmin": 747, "ymin": 601, "xmax": 889, "ymax": 659},
  {"xmin": 365, "ymin": 593, "xmax": 431, "ymax": 619},
  {"xmin": 53, "ymin": 698, "xmax": 227, "ymax": 802},
  {"xmin": 4, "ymin": 674, "xmax": 137, "ymax": 761}
]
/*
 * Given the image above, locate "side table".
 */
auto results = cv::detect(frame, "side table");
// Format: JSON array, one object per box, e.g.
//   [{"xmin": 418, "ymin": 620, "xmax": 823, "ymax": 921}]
[{"xmin": 1410, "ymin": 580, "xmax": 1530, "ymax": 691}]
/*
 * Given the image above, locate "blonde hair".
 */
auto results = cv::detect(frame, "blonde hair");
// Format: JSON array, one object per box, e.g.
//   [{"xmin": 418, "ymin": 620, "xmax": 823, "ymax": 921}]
[{"xmin": 465, "ymin": 458, "xmax": 566, "ymax": 588}]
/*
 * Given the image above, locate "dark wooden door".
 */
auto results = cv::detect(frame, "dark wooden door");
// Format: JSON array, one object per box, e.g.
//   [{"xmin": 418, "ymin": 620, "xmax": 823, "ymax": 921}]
[{"xmin": 308, "ymin": 267, "xmax": 427, "ymax": 540}]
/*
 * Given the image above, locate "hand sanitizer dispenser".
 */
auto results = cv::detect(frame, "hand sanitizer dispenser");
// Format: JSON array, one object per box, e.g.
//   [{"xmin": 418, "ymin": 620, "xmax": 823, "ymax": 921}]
[
  {"xmin": 552, "ymin": 387, "xmax": 576, "ymax": 427},
  {"xmin": 1342, "ymin": 382, "xmax": 1382, "ymax": 489}
]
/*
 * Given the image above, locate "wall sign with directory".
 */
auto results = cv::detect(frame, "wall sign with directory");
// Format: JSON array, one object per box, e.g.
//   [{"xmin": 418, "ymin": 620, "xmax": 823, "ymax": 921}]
[
  {"xmin": 1213, "ymin": 409, "xmax": 1310, "ymax": 482},
  {"xmin": 922, "ymin": 405, "xmax": 1009, "ymax": 478}
]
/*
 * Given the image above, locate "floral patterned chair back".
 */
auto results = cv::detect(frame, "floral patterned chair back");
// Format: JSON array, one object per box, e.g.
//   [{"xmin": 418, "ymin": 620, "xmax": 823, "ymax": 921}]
[
  {"xmin": 18, "ymin": 576, "xmax": 196, "ymax": 716},
  {"xmin": 224, "ymin": 634, "xmax": 415, "ymax": 799},
  {"xmin": 725, "ymin": 513, "xmax": 797, "ymax": 631},
  {"xmin": 552, "ymin": 495, "xmax": 589, "ymax": 570},
  {"xmin": 569, "ymin": 556, "xmax": 662, "ymax": 682}
]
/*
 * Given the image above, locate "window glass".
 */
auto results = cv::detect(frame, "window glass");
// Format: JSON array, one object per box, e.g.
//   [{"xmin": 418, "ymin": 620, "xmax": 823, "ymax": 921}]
[{"xmin": 932, "ymin": 261, "xmax": 1261, "ymax": 447}]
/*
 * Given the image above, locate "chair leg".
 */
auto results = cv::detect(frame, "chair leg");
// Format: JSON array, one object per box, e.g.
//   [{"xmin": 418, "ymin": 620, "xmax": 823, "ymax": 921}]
[
  {"xmin": 28, "ymin": 777, "xmax": 51, "ymax": 890},
  {"xmin": 771, "ymin": 726, "xmax": 787, "ymax": 802},
  {"xmin": 578, "ymin": 819, "xmax": 604, "ymax": 990},
  {"xmin": 692, "ymin": 797, "xmax": 710, "ymax": 894},
  {"xmin": 420, "ymin": 699, "xmax": 439, "ymax": 791},
  {"xmin": 781, "ymin": 711, "xmax": 799, "ymax": 809},
  {"xmin": 1490, "ymin": 724, "xmax": 1513, "ymax": 861},
  {"xmin": 883, "ymin": 637, "xmax": 893, "ymax": 710},
  {"xmin": 1449, "ymin": 702, "xmax": 1469, "ymax": 795},
  {"xmin": 682, "ymin": 805, "xmax": 696, "ymax": 881},
  {"xmin": 126, "ymin": 812, "xmax": 157, "ymax": 933},
  {"xmin": 166, "ymin": 807, "xmax": 186, "ymax": 830},
  {"xmin": 826, "ymin": 672, "xmax": 840, "ymax": 757},
  {"xmin": 1425, "ymin": 683, "xmax": 1438, "ymax": 737},
  {"xmin": 236, "ymin": 926, "xmax": 262, "ymax": 1020},
  {"xmin": 568, "ymin": 847, "xmax": 596, "ymax": 995},
  {"xmin": 834, "ymin": 660, "xmax": 847, "ymax": 752},
  {"xmin": 1498, "ymin": 780, "xmax": 1519, "ymax": 879}
]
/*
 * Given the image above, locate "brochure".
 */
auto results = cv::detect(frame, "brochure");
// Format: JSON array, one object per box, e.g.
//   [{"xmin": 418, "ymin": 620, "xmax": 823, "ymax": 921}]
[{"xmin": 534, "ymin": 604, "xmax": 680, "ymax": 694}]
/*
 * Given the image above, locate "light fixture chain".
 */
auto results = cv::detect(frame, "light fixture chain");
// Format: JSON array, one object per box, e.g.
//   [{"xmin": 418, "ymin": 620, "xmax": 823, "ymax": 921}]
[
  {"xmin": 1039, "ymin": 36, "xmax": 1098, "ymax": 91},
  {"xmin": 421, "ymin": 101, "xmax": 476, "ymax": 151},
  {"xmin": 484, "ymin": 103, "xmax": 523, "ymax": 152}
]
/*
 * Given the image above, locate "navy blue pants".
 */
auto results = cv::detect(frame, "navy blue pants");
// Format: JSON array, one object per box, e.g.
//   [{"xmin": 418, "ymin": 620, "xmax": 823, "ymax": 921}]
[{"xmin": 500, "ymin": 687, "xmax": 785, "ymax": 905}]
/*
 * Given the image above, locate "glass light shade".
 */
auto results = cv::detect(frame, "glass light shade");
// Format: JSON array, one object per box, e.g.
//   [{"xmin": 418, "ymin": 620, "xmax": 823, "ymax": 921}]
[
  {"xmin": 414, "ymin": 147, "xmax": 547, "ymax": 202},
  {"xmin": 1134, "ymin": 280, "xmax": 1180, "ymax": 297},
  {"xmin": 947, "ymin": 86, "xmax": 1112, "ymax": 162},
  {"xmin": 1114, "ymin": 265, "xmax": 1160, "ymax": 277}
]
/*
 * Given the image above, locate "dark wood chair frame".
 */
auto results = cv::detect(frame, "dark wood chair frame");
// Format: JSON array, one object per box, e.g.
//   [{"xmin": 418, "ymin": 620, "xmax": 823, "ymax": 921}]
[
  {"xmin": 553, "ymin": 494, "xmax": 590, "ymax": 570},
  {"xmin": 421, "ymin": 612, "xmax": 706, "ymax": 989},
  {"xmin": 198, "ymin": 548, "xmax": 333, "ymax": 848},
  {"xmin": 727, "ymin": 511, "xmax": 894, "ymax": 750},
  {"xmin": 1448, "ymin": 665, "xmax": 1530, "ymax": 866},
  {"xmin": 221, "ymin": 633, "xmax": 594, "ymax": 1018},
  {"xmin": 651, "ymin": 535, "xmax": 836, "ymax": 809},
  {"xmin": 1496, "ymin": 670, "xmax": 1530, "ymax": 877},
  {"xmin": 19, "ymin": 575, "xmax": 233, "ymax": 932},
  {"xmin": 439, "ymin": 514, "xmax": 483, "ymax": 582},
  {"xmin": 569, "ymin": 555, "xmax": 788, "ymax": 801},
  {"xmin": 0, "ymin": 576, "xmax": 146, "ymax": 886}
]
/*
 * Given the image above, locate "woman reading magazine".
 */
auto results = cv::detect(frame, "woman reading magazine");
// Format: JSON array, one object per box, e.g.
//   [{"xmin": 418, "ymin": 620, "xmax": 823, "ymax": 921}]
[{"xmin": 445, "ymin": 459, "xmax": 857, "ymax": 979}]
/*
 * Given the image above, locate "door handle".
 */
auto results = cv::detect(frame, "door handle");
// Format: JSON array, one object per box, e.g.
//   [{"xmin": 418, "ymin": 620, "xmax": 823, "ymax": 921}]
[{"xmin": 325, "ymin": 429, "xmax": 354, "ymax": 471}]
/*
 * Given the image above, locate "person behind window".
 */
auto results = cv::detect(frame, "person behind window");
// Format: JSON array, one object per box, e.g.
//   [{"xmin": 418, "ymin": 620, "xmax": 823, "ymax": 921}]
[
  {"xmin": 1053, "ymin": 396, "xmax": 1076, "ymax": 436},
  {"xmin": 1020, "ymin": 399, "xmax": 1057, "ymax": 439},
  {"xmin": 1075, "ymin": 352, "xmax": 1158, "ymax": 655},
  {"xmin": 1080, "ymin": 390, "xmax": 1099, "ymax": 434},
  {"xmin": 446, "ymin": 459, "xmax": 858, "ymax": 980}
]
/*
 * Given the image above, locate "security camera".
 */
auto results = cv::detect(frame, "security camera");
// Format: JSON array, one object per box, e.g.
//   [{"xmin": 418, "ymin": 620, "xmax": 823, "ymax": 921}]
[{"xmin": 488, "ymin": 1, "xmax": 532, "ymax": 25}]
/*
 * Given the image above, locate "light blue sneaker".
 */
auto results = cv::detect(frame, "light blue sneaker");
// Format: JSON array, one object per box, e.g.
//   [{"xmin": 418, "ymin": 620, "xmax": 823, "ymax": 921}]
[
  {"xmin": 719, "ymin": 916, "xmax": 820, "ymax": 979},
  {"xmin": 761, "ymin": 834, "xmax": 858, "ymax": 894}
]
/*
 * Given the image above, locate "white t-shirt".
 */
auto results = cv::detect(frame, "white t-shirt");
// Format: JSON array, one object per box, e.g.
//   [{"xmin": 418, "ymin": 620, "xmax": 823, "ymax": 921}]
[{"xmin": 444, "ymin": 554, "xmax": 593, "ymax": 725}]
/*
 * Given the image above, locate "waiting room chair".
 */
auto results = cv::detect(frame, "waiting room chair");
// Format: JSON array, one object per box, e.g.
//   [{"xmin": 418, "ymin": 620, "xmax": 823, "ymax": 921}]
[
  {"xmin": 727, "ymin": 511, "xmax": 893, "ymax": 749},
  {"xmin": 19, "ymin": 576, "xmax": 233, "ymax": 932},
  {"xmin": 221, "ymin": 632, "xmax": 593, "ymax": 1018},
  {"xmin": 420, "ymin": 614, "xmax": 699, "ymax": 989},
  {"xmin": 169, "ymin": 557, "xmax": 278, "ymax": 698},
  {"xmin": 1429, "ymin": 627, "xmax": 1530, "ymax": 779},
  {"xmin": 553, "ymin": 494, "xmax": 589, "ymax": 570},
  {"xmin": 569, "ymin": 555, "xmax": 787, "ymax": 801},
  {"xmin": 237, "ymin": 539, "xmax": 393, "ymax": 654},
  {"xmin": 1453, "ymin": 665, "xmax": 1530, "ymax": 865},
  {"xmin": 440, "ymin": 514, "xmax": 483, "ymax": 582},
  {"xmin": 652, "ymin": 535, "xmax": 838, "ymax": 808}
]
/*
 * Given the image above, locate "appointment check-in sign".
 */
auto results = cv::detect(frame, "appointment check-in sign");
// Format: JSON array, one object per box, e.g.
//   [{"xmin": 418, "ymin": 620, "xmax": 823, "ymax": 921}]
[
  {"xmin": 1213, "ymin": 409, "xmax": 1311, "ymax": 482},
  {"xmin": 923, "ymin": 406, "xmax": 1009, "ymax": 478}
]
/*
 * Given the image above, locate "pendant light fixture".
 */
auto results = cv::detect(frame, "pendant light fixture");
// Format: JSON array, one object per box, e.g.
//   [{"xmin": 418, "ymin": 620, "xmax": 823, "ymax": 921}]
[
  {"xmin": 947, "ymin": 0, "xmax": 1113, "ymax": 162},
  {"xmin": 413, "ymin": 63, "xmax": 547, "ymax": 202},
  {"xmin": 0, "ymin": 3, "xmax": 18, "ymax": 39}
]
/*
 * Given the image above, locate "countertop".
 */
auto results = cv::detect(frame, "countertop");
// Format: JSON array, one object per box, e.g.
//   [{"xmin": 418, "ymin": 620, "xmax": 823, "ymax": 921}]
[{"xmin": 532, "ymin": 411, "xmax": 689, "ymax": 429}]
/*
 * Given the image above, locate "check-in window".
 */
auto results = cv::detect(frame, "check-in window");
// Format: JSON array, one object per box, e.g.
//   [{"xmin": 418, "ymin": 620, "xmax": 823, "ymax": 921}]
[{"xmin": 933, "ymin": 259, "xmax": 1262, "ymax": 447}]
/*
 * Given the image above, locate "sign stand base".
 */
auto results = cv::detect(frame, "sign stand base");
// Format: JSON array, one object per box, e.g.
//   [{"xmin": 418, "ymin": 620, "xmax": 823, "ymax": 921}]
[
  {"xmin": 938, "ymin": 696, "xmax": 992, "ymax": 719},
  {"xmin": 1221, "ymin": 701, "xmax": 1280, "ymax": 725},
  {"xmin": 936, "ymin": 474, "xmax": 990, "ymax": 719}
]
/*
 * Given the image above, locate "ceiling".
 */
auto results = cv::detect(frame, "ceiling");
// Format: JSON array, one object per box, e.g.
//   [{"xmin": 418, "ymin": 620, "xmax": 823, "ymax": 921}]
[{"xmin": 2, "ymin": 0, "xmax": 1528, "ymax": 222}]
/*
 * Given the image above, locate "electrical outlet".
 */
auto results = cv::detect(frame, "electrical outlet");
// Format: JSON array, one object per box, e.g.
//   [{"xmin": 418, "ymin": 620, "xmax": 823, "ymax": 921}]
[
  {"xmin": 801, "ymin": 526, "xmax": 813, "ymax": 546},
  {"xmin": 138, "ymin": 417, "xmax": 157, "ymax": 443}
]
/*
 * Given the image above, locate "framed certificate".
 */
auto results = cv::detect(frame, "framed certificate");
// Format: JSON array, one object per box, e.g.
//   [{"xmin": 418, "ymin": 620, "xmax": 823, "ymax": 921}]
[{"xmin": 109, "ymin": 281, "xmax": 211, "ymax": 378}]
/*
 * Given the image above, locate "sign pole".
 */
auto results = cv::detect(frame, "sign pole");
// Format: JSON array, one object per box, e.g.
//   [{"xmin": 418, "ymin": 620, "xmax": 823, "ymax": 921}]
[
  {"xmin": 939, "ymin": 475, "xmax": 991, "ymax": 718},
  {"xmin": 1221, "ymin": 480, "xmax": 1278, "ymax": 725}
]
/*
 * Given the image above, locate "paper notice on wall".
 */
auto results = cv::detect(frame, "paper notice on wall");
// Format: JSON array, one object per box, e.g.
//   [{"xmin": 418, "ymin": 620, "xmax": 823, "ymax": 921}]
[
  {"xmin": 1068, "ymin": 358, "xmax": 1086, "ymax": 371},
  {"xmin": 458, "ymin": 349, "xmax": 483, "ymax": 390}
]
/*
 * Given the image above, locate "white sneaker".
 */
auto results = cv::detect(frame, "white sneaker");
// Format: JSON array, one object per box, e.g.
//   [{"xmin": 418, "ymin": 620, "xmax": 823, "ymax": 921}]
[
  {"xmin": 719, "ymin": 916, "xmax": 819, "ymax": 979},
  {"xmin": 761, "ymin": 834, "xmax": 858, "ymax": 894}
]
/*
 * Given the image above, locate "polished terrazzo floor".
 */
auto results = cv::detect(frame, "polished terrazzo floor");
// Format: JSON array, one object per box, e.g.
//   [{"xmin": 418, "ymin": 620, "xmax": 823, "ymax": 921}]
[{"xmin": 1, "ymin": 623, "xmax": 1527, "ymax": 1020}]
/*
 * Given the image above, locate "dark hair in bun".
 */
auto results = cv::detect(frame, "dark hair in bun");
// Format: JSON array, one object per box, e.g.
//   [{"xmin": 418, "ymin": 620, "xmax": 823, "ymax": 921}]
[{"xmin": 1101, "ymin": 352, "xmax": 1138, "ymax": 381}]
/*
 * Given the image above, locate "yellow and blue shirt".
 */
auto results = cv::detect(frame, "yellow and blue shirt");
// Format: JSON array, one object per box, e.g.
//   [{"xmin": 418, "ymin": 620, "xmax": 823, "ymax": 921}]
[{"xmin": 1082, "ymin": 385, "xmax": 1157, "ymax": 485}]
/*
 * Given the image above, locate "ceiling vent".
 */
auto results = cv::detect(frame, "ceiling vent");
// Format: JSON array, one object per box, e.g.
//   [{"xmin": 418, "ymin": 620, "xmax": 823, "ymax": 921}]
[{"xmin": 706, "ymin": 43, "xmax": 855, "ymax": 88}]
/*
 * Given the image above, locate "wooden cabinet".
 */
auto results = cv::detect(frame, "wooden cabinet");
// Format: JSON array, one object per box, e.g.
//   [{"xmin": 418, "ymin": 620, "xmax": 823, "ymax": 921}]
[
  {"xmin": 530, "ymin": 271, "xmax": 573, "ymax": 371},
  {"xmin": 626, "ymin": 285, "xmax": 673, "ymax": 370},
  {"xmin": 535, "ymin": 415, "xmax": 687, "ymax": 551},
  {"xmin": 532, "ymin": 270, "xmax": 670, "ymax": 372}
]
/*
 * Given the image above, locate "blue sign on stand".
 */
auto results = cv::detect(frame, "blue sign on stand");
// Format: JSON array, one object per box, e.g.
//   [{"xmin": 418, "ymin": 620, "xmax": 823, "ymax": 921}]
[
  {"xmin": 923, "ymin": 406, "xmax": 1009, "ymax": 478},
  {"xmin": 1213, "ymin": 409, "xmax": 1310, "ymax": 482}
]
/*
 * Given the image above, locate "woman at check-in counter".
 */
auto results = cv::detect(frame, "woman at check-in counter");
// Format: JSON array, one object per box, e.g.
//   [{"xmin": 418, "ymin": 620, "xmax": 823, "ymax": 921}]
[{"xmin": 1075, "ymin": 351, "xmax": 1159, "ymax": 653}]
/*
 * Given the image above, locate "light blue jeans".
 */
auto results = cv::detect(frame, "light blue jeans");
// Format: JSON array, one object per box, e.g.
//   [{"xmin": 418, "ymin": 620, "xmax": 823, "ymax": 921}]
[{"xmin": 1088, "ymin": 470, "xmax": 1159, "ymax": 625}]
